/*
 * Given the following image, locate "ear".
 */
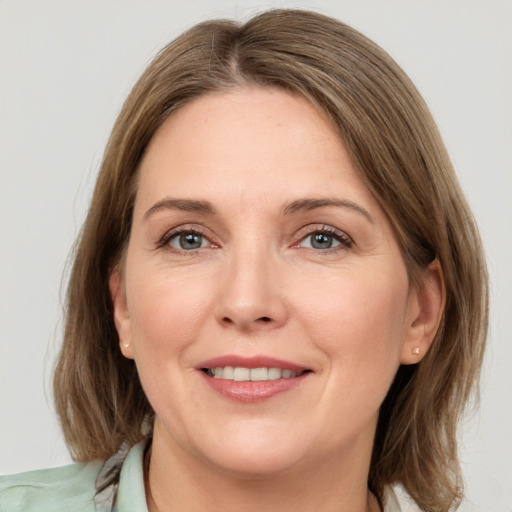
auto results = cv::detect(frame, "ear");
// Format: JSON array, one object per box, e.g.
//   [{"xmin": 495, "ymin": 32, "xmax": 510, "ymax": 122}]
[
  {"xmin": 401, "ymin": 259, "xmax": 446, "ymax": 365},
  {"xmin": 109, "ymin": 266, "xmax": 134, "ymax": 360}
]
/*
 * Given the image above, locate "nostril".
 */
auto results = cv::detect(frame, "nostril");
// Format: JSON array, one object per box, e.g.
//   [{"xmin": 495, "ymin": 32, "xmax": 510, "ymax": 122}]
[{"xmin": 219, "ymin": 315, "xmax": 274, "ymax": 327}]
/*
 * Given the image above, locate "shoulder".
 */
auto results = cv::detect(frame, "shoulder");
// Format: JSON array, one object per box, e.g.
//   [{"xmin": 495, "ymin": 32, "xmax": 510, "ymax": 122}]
[
  {"xmin": 0, "ymin": 460, "xmax": 103, "ymax": 512},
  {"xmin": 0, "ymin": 442, "xmax": 148, "ymax": 512}
]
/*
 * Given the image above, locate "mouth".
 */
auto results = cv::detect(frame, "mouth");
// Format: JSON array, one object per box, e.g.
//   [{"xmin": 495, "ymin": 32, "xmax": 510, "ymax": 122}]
[
  {"xmin": 201, "ymin": 366, "xmax": 311, "ymax": 381},
  {"xmin": 196, "ymin": 355, "xmax": 313, "ymax": 403}
]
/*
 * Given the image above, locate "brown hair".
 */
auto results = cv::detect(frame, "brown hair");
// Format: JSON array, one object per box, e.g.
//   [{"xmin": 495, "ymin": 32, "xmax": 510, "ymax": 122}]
[{"xmin": 53, "ymin": 9, "xmax": 488, "ymax": 511}]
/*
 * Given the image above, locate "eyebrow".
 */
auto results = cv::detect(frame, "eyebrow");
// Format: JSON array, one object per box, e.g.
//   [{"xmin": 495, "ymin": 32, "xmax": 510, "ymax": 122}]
[
  {"xmin": 282, "ymin": 197, "xmax": 374, "ymax": 223},
  {"xmin": 143, "ymin": 196, "xmax": 374, "ymax": 223},
  {"xmin": 143, "ymin": 198, "xmax": 217, "ymax": 220}
]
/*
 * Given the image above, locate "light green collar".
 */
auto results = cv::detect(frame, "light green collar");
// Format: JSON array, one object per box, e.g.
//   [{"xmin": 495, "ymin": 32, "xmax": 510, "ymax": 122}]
[{"xmin": 116, "ymin": 442, "xmax": 149, "ymax": 512}]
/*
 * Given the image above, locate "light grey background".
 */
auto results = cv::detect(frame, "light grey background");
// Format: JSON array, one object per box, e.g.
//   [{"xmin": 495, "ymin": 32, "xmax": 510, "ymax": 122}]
[{"xmin": 1, "ymin": 1, "xmax": 511, "ymax": 510}]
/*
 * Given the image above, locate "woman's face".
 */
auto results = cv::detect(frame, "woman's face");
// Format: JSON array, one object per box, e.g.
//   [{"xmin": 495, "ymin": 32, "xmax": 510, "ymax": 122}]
[{"xmin": 112, "ymin": 86, "xmax": 430, "ymax": 477}]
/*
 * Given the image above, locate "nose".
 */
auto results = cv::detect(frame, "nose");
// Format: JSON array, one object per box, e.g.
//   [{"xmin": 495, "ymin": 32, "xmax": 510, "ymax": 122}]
[{"xmin": 214, "ymin": 245, "xmax": 289, "ymax": 332}]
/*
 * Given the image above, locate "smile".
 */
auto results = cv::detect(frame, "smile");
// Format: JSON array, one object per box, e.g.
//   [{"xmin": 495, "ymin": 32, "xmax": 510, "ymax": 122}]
[
  {"xmin": 197, "ymin": 356, "xmax": 312, "ymax": 402},
  {"xmin": 204, "ymin": 367, "xmax": 309, "ymax": 381}
]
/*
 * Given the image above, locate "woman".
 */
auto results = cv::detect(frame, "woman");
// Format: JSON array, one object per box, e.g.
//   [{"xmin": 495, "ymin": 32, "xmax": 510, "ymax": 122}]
[{"xmin": 0, "ymin": 9, "xmax": 488, "ymax": 512}]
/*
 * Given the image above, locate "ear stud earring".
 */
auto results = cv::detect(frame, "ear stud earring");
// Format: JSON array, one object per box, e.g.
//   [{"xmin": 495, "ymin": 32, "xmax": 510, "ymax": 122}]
[
  {"xmin": 412, "ymin": 347, "xmax": 420, "ymax": 355},
  {"xmin": 122, "ymin": 341, "xmax": 130, "ymax": 348}
]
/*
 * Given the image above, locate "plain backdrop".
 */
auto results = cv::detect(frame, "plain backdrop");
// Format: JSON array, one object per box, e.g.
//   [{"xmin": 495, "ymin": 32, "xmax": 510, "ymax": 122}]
[{"xmin": 1, "ymin": 1, "xmax": 511, "ymax": 510}]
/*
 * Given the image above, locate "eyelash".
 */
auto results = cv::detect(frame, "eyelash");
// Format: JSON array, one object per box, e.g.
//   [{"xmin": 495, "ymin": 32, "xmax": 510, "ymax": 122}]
[
  {"xmin": 157, "ymin": 224, "xmax": 353, "ymax": 254},
  {"xmin": 294, "ymin": 225, "xmax": 353, "ymax": 252},
  {"xmin": 158, "ymin": 226, "xmax": 214, "ymax": 253}
]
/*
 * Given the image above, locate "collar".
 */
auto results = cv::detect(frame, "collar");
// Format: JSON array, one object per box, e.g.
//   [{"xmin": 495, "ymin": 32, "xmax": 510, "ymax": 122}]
[{"xmin": 94, "ymin": 441, "xmax": 148, "ymax": 512}]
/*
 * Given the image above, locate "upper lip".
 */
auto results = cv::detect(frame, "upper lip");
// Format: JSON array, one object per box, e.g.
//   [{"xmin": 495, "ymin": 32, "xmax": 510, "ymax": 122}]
[{"xmin": 197, "ymin": 355, "xmax": 310, "ymax": 373}]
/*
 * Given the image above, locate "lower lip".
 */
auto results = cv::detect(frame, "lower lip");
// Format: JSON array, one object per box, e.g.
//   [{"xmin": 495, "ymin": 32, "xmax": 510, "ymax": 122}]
[{"xmin": 199, "ymin": 371, "xmax": 310, "ymax": 403}]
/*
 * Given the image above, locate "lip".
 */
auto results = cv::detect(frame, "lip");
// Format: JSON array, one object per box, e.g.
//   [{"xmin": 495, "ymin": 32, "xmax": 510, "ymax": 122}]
[
  {"xmin": 197, "ymin": 355, "xmax": 309, "ymax": 373},
  {"xmin": 196, "ymin": 355, "xmax": 312, "ymax": 403}
]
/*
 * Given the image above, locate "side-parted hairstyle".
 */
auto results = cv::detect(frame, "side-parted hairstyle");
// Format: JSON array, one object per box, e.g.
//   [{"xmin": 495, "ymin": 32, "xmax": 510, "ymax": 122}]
[{"xmin": 54, "ymin": 9, "xmax": 488, "ymax": 511}]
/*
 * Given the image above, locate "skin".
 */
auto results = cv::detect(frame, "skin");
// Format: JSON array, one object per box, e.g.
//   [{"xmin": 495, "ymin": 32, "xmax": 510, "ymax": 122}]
[{"xmin": 110, "ymin": 86, "xmax": 444, "ymax": 512}]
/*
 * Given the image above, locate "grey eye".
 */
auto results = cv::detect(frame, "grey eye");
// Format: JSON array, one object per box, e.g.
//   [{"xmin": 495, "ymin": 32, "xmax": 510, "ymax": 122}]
[
  {"xmin": 169, "ymin": 232, "xmax": 207, "ymax": 250},
  {"xmin": 312, "ymin": 233, "xmax": 334, "ymax": 249},
  {"xmin": 301, "ymin": 232, "xmax": 341, "ymax": 250}
]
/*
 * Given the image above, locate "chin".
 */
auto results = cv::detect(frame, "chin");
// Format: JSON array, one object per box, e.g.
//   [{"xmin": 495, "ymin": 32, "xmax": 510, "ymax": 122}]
[
  {"xmin": 208, "ymin": 448, "xmax": 305, "ymax": 479},
  {"xmin": 193, "ymin": 422, "xmax": 310, "ymax": 478}
]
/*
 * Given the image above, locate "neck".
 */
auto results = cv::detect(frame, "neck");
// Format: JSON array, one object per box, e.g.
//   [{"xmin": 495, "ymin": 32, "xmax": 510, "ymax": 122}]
[{"xmin": 145, "ymin": 422, "xmax": 381, "ymax": 512}]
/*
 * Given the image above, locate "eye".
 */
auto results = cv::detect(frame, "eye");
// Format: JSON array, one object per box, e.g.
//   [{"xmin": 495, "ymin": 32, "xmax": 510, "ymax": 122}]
[
  {"xmin": 296, "ymin": 226, "xmax": 352, "ymax": 251},
  {"xmin": 167, "ymin": 231, "xmax": 210, "ymax": 251},
  {"xmin": 303, "ymin": 232, "xmax": 340, "ymax": 250}
]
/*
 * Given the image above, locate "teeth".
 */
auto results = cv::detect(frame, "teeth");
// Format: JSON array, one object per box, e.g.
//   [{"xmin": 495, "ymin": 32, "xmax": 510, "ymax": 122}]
[
  {"xmin": 268, "ymin": 368, "xmax": 282, "ymax": 380},
  {"xmin": 223, "ymin": 366, "xmax": 234, "ymax": 379},
  {"xmin": 208, "ymin": 366, "xmax": 300, "ymax": 381},
  {"xmin": 250, "ymin": 367, "xmax": 268, "ymax": 381},
  {"xmin": 233, "ymin": 367, "xmax": 251, "ymax": 381}
]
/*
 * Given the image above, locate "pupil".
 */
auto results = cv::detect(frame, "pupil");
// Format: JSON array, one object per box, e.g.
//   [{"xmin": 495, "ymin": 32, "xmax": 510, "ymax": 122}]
[
  {"xmin": 180, "ymin": 233, "xmax": 202, "ymax": 249},
  {"xmin": 312, "ymin": 233, "xmax": 332, "ymax": 249}
]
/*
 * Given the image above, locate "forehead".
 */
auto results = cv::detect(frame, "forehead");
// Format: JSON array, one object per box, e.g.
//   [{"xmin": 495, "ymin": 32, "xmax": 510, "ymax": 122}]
[{"xmin": 135, "ymin": 86, "xmax": 377, "ymax": 215}]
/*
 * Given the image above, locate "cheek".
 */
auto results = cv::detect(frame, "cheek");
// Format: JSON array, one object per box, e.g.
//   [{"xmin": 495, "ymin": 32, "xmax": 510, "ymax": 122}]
[
  {"xmin": 123, "ymin": 268, "xmax": 216, "ymax": 427},
  {"xmin": 126, "ymin": 268, "xmax": 213, "ymax": 362},
  {"xmin": 296, "ymin": 267, "xmax": 409, "ymax": 386}
]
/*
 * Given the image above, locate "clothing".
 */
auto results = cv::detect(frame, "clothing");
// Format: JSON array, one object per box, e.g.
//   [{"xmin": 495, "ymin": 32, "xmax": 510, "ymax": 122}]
[
  {"xmin": 0, "ymin": 442, "xmax": 401, "ymax": 511},
  {"xmin": 0, "ymin": 443, "xmax": 146, "ymax": 512}
]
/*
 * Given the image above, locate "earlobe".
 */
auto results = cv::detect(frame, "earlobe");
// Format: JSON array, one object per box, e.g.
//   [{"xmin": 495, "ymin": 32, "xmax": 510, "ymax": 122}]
[
  {"xmin": 401, "ymin": 259, "xmax": 446, "ymax": 365},
  {"xmin": 109, "ymin": 267, "xmax": 134, "ymax": 360}
]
